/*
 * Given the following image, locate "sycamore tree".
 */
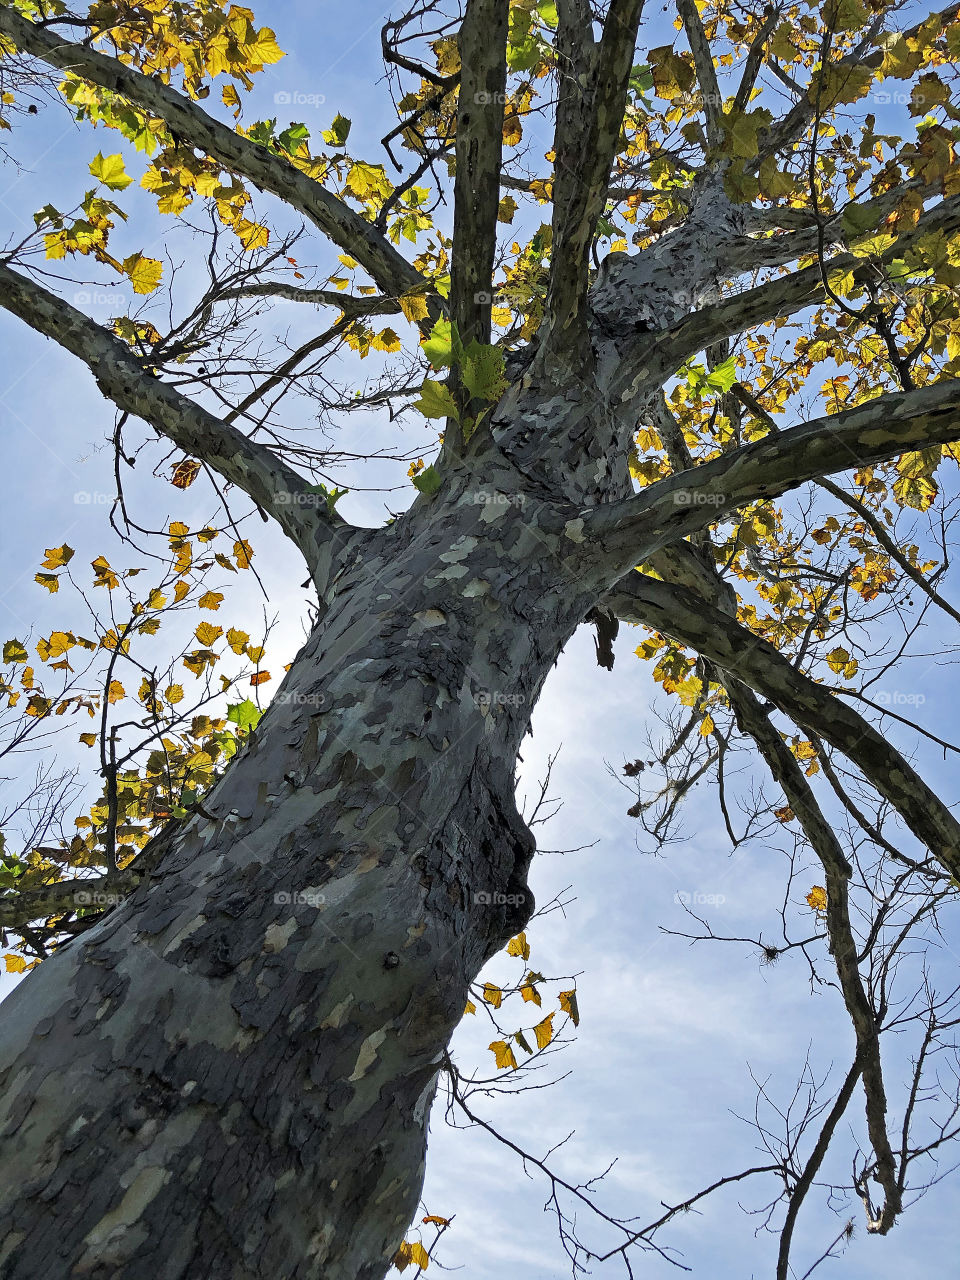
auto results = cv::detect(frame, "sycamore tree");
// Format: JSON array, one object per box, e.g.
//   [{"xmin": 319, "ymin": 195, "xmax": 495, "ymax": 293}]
[{"xmin": 2, "ymin": 0, "xmax": 960, "ymax": 1275}]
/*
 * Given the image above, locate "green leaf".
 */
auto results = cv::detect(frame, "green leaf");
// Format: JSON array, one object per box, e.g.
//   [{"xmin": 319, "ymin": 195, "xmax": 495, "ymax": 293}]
[
  {"xmin": 507, "ymin": 29, "xmax": 540, "ymax": 72},
  {"xmin": 321, "ymin": 113, "xmax": 352, "ymax": 147},
  {"xmin": 461, "ymin": 342, "xmax": 507, "ymax": 404},
  {"xmin": 276, "ymin": 122, "xmax": 310, "ymax": 155},
  {"xmin": 413, "ymin": 379, "xmax": 460, "ymax": 421},
  {"xmin": 247, "ymin": 119, "xmax": 277, "ymax": 147},
  {"xmin": 226, "ymin": 699, "xmax": 263, "ymax": 732},
  {"xmin": 536, "ymin": 0, "xmax": 559, "ymax": 27},
  {"xmin": 705, "ymin": 354, "xmax": 737, "ymax": 393},
  {"xmin": 422, "ymin": 318, "xmax": 461, "ymax": 369},
  {"xmin": 841, "ymin": 202, "xmax": 878, "ymax": 239},
  {"xmin": 89, "ymin": 151, "xmax": 133, "ymax": 190},
  {"xmin": 412, "ymin": 464, "xmax": 443, "ymax": 496},
  {"xmin": 630, "ymin": 64, "xmax": 654, "ymax": 96},
  {"xmin": 305, "ymin": 483, "xmax": 349, "ymax": 515}
]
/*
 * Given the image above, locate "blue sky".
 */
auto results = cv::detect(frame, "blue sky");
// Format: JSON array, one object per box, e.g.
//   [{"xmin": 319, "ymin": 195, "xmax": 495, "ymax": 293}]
[{"xmin": 2, "ymin": 2, "xmax": 960, "ymax": 1277}]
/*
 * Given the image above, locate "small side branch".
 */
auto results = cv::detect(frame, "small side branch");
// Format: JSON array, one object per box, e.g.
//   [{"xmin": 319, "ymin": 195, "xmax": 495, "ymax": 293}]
[
  {"xmin": 0, "ymin": 263, "xmax": 354, "ymax": 575},
  {"xmin": 604, "ymin": 570, "xmax": 960, "ymax": 881}
]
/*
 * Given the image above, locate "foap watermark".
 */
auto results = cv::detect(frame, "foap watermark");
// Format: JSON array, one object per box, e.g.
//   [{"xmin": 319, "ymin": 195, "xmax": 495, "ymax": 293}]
[
  {"xmin": 273, "ymin": 90, "xmax": 326, "ymax": 107},
  {"xmin": 473, "ymin": 290, "xmax": 512, "ymax": 307},
  {"xmin": 473, "ymin": 688, "xmax": 525, "ymax": 713},
  {"xmin": 274, "ymin": 889, "xmax": 326, "ymax": 907},
  {"xmin": 673, "ymin": 490, "xmax": 726, "ymax": 507},
  {"xmin": 675, "ymin": 890, "xmax": 726, "ymax": 907},
  {"xmin": 275, "ymin": 690, "xmax": 330, "ymax": 709},
  {"xmin": 471, "ymin": 490, "xmax": 527, "ymax": 510},
  {"xmin": 875, "ymin": 690, "xmax": 926, "ymax": 707},
  {"xmin": 677, "ymin": 91, "xmax": 725, "ymax": 109},
  {"xmin": 75, "ymin": 889, "xmax": 124, "ymax": 908},
  {"xmin": 74, "ymin": 491, "xmax": 113, "ymax": 505},
  {"xmin": 73, "ymin": 289, "xmax": 127, "ymax": 308},
  {"xmin": 474, "ymin": 890, "xmax": 527, "ymax": 906},
  {"xmin": 274, "ymin": 490, "xmax": 329, "ymax": 508},
  {"xmin": 473, "ymin": 90, "xmax": 508, "ymax": 105},
  {"xmin": 871, "ymin": 90, "xmax": 923, "ymax": 106}
]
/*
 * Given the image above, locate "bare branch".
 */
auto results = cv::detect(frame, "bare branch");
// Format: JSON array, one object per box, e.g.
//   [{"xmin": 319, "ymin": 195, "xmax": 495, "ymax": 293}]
[
  {"xmin": 603, "ymin": 570, "xmax": 960, "ymax": 881},
  {"xmin": 0, "ymin": 263, "xmax": 354, "ymax": 576}
]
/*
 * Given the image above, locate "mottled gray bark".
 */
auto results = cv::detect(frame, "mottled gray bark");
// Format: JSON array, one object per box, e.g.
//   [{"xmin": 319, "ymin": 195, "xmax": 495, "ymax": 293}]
[{"xmin": 0, "ymin": 466, "xmax": 606, "ymax": 1279}]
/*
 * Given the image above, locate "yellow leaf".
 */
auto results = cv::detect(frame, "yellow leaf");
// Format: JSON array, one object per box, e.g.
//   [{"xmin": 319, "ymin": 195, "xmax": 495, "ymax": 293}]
[
  {"xmin": 41, "ymin": 544, "xmax": 75, "ymax": 569},
  {"xmin": 505, "ymin": 931, "xmax": 530, "ymax": 961},
  {"xmin": 173, "ymin": 581, "xmax": 190, "ymax": 603},
  {"xmin": 235, "ymin": 218, "xmax": 269, "ymax": 251},
  {"xmin": 107, "ymin": 679, "xmax": 125, "ymax": 704},
  {"xmin": 393, "ymin": 1242, "xmax": 412, "ymax": 1271},
  {"xmin": 464, "ymin": 999, "xmax": 476, "ymax": 1015},
  {"xmin": 806, "ymin": 885, "xmax": 828, "ymax": 913},
  {"xmin": 172, "ymin": 459, "xmax": 201, "ymax": 489},
  {"xmin": 242, "ymin": 26, "xmax": 285, "ymax": 67},
  {"xmin": 481, "ymin": 982, "xmax": 503, "ymax": 1008},
  {"xmin": 46, "ymin": 631, "xmax": 74, "ymax": 658},
  {"xmin": 488, "ymin": 1040, "xmax": 518, "ymax": 1070},
  {"xmin": 34, "ymin": 573, "xmax": 59, "ymax": 593},
  {"xmin": 91, "ymin": 555, "xmax": 120, "ymax": 589},
  {"xmin": 123, "ymin": 253, "xmax": 163, "ymax": 295},
  {"xmin": 79, "ymin": 732, "xmax": 97, "ymax": 746},
  {"xmin": 165, "ymin": 683, "xmax": 184, "ymax": 705},
  {"xmin": 520, "ymin": 983, "xmax": 541, "ymax": 1006},
  {"xmin": 371, "ymin": 327, "xmax": 402, "ymax": 353},
  {"xmin": 226, "ymin": 627, "xmax": 249, "ymax": 655},
  {"xmin": 399, "ymin": 292, "xmax": 430, "ymax": 324},
  {"xmin": 233, "ymin": 539, "xmax": 254, "ymax": 569},
  {"xmin": 558, "ymin": 988, "xmax": 580, "ymax": 1026},
  {"xmin": 533, "ymin": 1012, "xmax": 555, "ymax": 1050},
  {"xmin": 198, "ymin": 591, "xmax": 225, "ymax": 611},
  {"xmin": 89, "ymin": 151, "xmax": 132, "ymax": 191},
  {"xmin": 497, "ymin": 194, "xmax": 518, "ymax": 223},
  {"xmin": 195, "ymin": 622, "xmax": 223, "ymax": 646},
  {"xmin": 250, "ymin": 670, "xmax": 271, "ymax": 686},
  {"xmin": 4, "ymin": 954, "xmax": 27, "ymax": 974}
]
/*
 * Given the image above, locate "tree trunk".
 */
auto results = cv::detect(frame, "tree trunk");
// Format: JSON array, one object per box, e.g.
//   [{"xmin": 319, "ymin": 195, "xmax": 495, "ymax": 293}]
[{"xmin": 0, "ymin": 472, "xmax": 598, "ymax": 1279}]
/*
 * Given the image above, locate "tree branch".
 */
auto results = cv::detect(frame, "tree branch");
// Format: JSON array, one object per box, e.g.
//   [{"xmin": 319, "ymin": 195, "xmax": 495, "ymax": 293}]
[
  {"xmin": 604, "ymin": 570, "xmax": 960, "ymax": 881},
  {"xmin": 633, "ymin": 193, "xmax": 960, "ymax": 394},
  {"xmin": 585, "ymin": 378, "xmax": 960, "ymax": 571},
  {"xmin": 728, "ymin": 680, "xmax": 901, "ymax": 1235},
  {"xmin": 0, "ymin": 7, "xmax": 428, "ymax": 303},
  {"xmin": 444, "ymin": 0, "xmax": 510, "ymax": 453},
  {"xmin": 0, "ymin": 262, "xmax": 353, "ymax": 576},
  {"xmin": 677, "ymin": 0, "xmax": 723, "ymax": 147},
  {"xmin": 538, "ymin": 0, "xmax": 644, "ymax": 371}
]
